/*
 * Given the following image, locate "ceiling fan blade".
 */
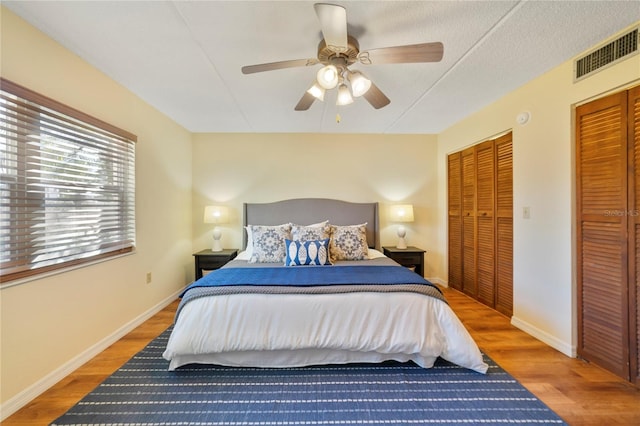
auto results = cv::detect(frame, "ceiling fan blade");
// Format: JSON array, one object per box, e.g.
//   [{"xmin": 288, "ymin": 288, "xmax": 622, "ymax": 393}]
[
  {"xmin": 295, "ymin": 92, "xmax": 316, "ymax": 111},
  {"xmin": 314, "ymin": 3, "xmax": 348, "ymax": 52},
  {"xmin": 363, "ymin": 82, "xmax": 390, "ymax": 109},
  {"xmin": 359, "ymin": 42, "xmax": 444, "ymax": 65},
  {"xmin": 242, "ymin": 58, "xmax": 319, "ymax": 74}
]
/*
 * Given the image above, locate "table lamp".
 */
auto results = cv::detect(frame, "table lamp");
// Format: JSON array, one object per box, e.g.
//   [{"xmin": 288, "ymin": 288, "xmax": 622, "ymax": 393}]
[
  {"xmin": 204, "ymin": 205, "xmax": 229, "ymax": 252},
  {"xmin": 390, "ymin": 204, "xmax": 414, "ymax": 249}
]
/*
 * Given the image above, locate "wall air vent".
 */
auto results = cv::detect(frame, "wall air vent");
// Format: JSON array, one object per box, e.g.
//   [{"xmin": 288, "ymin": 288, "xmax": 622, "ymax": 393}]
[{"xmin": 574, "ymin": 27, "xmax": 638, "ymax": 81}]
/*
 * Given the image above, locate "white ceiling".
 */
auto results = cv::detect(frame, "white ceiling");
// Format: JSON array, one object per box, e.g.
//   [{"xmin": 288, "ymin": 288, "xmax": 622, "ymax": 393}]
[{"xmin": 5, "ymin": 1, "xmax": 640, "ymax": 134}]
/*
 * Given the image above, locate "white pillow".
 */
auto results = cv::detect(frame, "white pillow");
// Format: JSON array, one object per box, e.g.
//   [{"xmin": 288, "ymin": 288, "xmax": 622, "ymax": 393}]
[
  {"xmin": 244, "ymin": 225, "xmax": 253, "ymax": 256},
  {"xmin": 307, "ymin": 220, "xmax": 329, "ymax": 227},
  {"xmin": 368, "ymin": 248, "xmax": 385, "ymax": 259},
  {"xmin": 235, "ymin": 250, "xmax": 250, "ymax": 261}
]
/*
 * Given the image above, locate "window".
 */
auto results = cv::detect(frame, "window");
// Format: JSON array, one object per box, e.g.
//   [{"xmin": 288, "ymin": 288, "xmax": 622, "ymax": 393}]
[{"xmin": 0, "ymin": 78, "xmax": 136, "ymax": 284}]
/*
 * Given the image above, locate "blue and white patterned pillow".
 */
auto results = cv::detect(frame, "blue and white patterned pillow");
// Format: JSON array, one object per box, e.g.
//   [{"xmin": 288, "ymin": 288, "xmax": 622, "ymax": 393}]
[
  {"xmin": 248, "ymin": 224, "xmax": 292, "ymax": 263},
  {"xmin": 291, "ymin": 224, "xmax": 331, "ymax": 242},
  {"xmin": 329, "ymin": 223, "xmax": 368, "ymax": 261},
  {"xmin": 285, "ymin": 239, "xmax": 332, "ymax": 266}
]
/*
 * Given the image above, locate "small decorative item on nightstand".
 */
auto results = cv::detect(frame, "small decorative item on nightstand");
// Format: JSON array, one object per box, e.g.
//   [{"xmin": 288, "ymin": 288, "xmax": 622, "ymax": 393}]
[
  {"xmin": 193, "ymin": 249, "xmax": 238, "ymax": 280},
  {"xmin": 382, "ymin": 246, "xmax": 426, "ymax": 276}
]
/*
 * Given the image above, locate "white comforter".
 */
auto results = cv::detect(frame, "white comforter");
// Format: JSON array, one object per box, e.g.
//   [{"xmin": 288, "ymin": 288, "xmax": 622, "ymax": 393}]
[{"xmin": 162, "ymin": 256, "xmax": 488, "ymax": 373}]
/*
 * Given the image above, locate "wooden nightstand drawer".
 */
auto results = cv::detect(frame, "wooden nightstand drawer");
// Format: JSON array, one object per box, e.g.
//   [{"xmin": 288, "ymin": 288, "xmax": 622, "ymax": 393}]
[
  {"xmin": 390, "ymin": 252, "xmax": 422, "ymax": 265},
  {"xmin": 193, "ymin": 249, "xmax": 238, "ymax": 280},
  {"xmin": 382, "ymin": 246, "xmax": 426, "ymax": 276},
  {"xmin": 197, "ymin": 257, "xmax": 229, "ymax": 270}
]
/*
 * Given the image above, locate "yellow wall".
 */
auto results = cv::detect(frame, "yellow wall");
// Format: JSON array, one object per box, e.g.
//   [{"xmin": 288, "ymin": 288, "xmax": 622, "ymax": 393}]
[
  {"xmin": 436, "ymin": 22, "xmax": 640, "ymax": 356},
  {"xmin": 0, "ymin": 7, "xmax": 193, "ymax": 411},
  {"xmin": 192, "ymin": 133, "xmax": 439, "ymax": 274}
]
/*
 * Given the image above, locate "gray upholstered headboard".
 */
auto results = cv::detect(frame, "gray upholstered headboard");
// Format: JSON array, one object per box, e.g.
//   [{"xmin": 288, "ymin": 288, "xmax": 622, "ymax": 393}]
[{"xmin": 243, "ymin": 198, "xmax": 379, "ymax": 250}]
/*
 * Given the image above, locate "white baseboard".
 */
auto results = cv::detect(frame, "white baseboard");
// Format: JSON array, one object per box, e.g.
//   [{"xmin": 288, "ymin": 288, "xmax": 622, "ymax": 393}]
[
  {"xmin": 426, "ymin": 280, "xmax": 577, "ymax": 358},
  {"xmin": 1, "ymin": 288, "xmax": 183, "ymax": 421},
  {"xmin": 511, "ymin": 316, "xmax": 576, "ymax": 358},
  {"xmin": 427, "ymin": 276, "xmax": 447, "ymax": 286}
]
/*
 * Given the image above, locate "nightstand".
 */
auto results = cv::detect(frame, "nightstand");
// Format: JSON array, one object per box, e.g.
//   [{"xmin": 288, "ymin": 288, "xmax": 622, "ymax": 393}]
[
  {"xmin": 382, "ymin": 246, "xmax": 426, "ymax": 276},
  {"xmin": 193, "ymin": 249, "xmax": 238, "ymax": 280}
]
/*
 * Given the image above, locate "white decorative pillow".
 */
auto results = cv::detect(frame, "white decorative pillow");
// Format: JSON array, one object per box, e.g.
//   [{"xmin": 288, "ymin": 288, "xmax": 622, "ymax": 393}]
[
  {"xmin": 248, "ymin": 224, "xmax": 292, "ymax": 263},
  {"xmin": 245, "ymin": 223, "xmax": 290, "ymax": 258},
  {"xmin": 329, "ymin": 223, "xmax": 369, "ymax": 261},
  {"xmin": 244, "ymin": 226, "xmax": 254, "ymax": 257},
  {"xmin": 291, "ymin": 223, "xmax": 331, "ymax": 242},
  {"xmin": 284, "ymin": 239, "xmax": 332, "ymax": 266}
]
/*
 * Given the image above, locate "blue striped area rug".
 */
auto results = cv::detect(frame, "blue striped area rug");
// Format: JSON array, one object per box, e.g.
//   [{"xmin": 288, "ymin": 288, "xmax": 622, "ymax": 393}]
[{"xmin": 51, "ymin": 327, "xmax": 567, "ymax": 425}]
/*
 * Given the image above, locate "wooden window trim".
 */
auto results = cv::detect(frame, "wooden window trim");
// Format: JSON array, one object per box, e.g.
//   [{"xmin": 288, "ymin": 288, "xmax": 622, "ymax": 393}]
[
  {"xmin": 0, "ymin": 78, "xmax": 136, "ymax": 284},
  {"xmin": 0, "ymin": 78, "xmax": 137, "ymax": 142}
]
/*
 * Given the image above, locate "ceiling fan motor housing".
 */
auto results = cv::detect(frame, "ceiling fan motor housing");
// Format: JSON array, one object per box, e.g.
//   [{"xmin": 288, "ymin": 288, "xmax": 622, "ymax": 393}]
[{"xmin": 317, "ymin": 35, "xmax": 360, "ymax": 67}]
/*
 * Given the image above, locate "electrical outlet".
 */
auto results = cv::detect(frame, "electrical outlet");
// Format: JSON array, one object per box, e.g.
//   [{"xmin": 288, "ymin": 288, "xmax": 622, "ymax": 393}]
[
  {"xmin": 523, "ymin": 206, "xmax": 531, "ymax": 219},
  {"xmin": 146, "ymin": 272, "xmax": 152, "ymax": 284}
]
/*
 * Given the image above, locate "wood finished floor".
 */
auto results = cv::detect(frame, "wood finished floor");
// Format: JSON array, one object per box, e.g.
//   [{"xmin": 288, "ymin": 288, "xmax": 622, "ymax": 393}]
[{"xmin": 3, "ymin": 286, "xmax": 640, "ymax": 425}]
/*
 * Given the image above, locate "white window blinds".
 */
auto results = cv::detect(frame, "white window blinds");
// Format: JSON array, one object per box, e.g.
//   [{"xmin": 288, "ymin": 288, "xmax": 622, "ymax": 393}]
[{"xmin": 0, "ymin": 78, "xmax": 136, "ymax": 284}]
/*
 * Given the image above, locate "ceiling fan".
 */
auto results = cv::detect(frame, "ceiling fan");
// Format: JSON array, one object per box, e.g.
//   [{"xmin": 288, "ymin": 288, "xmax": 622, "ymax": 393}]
[{"xmin": 241, "ymin": 3, "xmax": 444, "ymax": 111}]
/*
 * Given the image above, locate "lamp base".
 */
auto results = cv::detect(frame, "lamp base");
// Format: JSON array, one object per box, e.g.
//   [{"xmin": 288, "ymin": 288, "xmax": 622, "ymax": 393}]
[
  {"xmin": 396, "ymin": 237, "xmax": 407, "ymax": 250},
  {"xmin": 396, "ymin": 226, "xmax": 407, "ymax": 249},
  {"xmin": 211, "ymin": 227, "xmax": 222, "ymax": 252}
]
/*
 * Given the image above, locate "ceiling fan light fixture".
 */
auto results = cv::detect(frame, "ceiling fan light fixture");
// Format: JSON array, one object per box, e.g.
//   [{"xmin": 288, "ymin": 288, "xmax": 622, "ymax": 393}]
[
  {"xmin": 316, "ymin": 65, "xmax": 339, "ymax": 89},
  {"xmin": 241, "ymin": 3, "xmax": 445, "ymax": 112},
  {"xmin": 348, "ymin": 71, "xmax": 371, "ymax": 97},
  {"xmin": 307, "ymin": 83, "xmax": 325, "ymax": 101},
  {"xmin": 336, "ymin": 83, "xmax": 354, "ymax": 106}
]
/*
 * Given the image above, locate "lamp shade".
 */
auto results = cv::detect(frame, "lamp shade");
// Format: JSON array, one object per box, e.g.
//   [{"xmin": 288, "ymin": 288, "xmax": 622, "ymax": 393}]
[
  {"xmin": 336, "ymin": 84, "xmax": 354, "ymax": 105},
  {"xmin": 203, "ymin": 206, "xmax": 229, "ymax": 224},
  {"xmin": 348, "ymin": 71, "xmax": 371, "ymax": 97},
  {"xmin": 316, "ymin": 65, "xmax": 339, "ymax": 89},
  {"xmin": 390, "ymin": 204, "xmax": 414, "ymax": 222}
]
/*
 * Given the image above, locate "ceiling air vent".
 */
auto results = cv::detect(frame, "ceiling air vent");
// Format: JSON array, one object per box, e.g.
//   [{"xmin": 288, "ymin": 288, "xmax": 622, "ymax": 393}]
[{"xmin": 575, "ymin": 27, "xmax": 638, "ymax": 81}]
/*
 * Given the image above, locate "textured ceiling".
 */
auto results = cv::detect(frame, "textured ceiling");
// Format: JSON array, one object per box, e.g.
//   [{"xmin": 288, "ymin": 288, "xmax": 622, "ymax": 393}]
[{"xmin": 4, "ymin": 1, "xmax": 640, "ymax": 134}]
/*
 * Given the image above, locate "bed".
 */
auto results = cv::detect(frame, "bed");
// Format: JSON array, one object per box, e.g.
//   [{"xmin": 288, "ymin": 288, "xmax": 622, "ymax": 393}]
[{"xmin": 163, "ymin": 198, "xmax": 488, "ymax": 373}]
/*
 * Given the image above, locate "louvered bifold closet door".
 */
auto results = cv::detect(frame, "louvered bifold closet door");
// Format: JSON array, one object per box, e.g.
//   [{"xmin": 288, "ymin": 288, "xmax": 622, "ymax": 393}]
[
  {"xmin": 576, "ymin": 90, "xmax": 629, "ymax": 380},
  {"xmin": 476, "ymin": 140, "xmax": 496, "ymax": 307},
  {"xmin": 629, "ymin": 85, "xmax": 640, "ymax": 386},
  {"xmin": 495, "ymin": 133, "xmax": 513, "ymax": 316},
  {"xmin": 448, "ymin": 152, "xmax": 463, "ymax": 291},
  {"xmin": 462, "ymin": 147, "xmax": 477, "ymax": 296},
  {"xmin": 448, "ymin": 135, "xmax": 513, "ymax": 314}
]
